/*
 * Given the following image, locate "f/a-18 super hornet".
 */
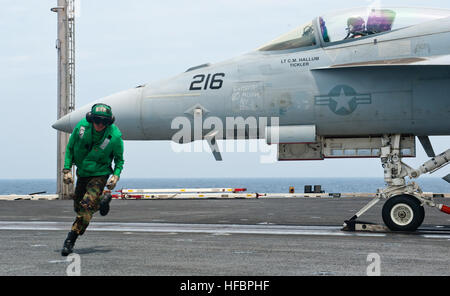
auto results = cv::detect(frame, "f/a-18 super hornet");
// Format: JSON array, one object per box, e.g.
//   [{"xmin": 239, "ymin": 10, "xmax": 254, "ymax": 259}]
[{"xmin": 53, "ymin": 7, "xmax": 450, "ymax": 232}]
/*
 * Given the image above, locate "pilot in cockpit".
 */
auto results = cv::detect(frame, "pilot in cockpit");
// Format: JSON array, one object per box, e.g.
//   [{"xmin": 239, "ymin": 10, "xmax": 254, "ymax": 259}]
[{"xmin": 345, "ymin": 16, "xmax": 366, "ymax": 39}]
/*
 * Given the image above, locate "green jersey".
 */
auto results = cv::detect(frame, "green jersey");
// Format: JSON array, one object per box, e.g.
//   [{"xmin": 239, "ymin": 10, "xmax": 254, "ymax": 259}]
[{"xmin": 64, "ymin": 118, "xmax": 124, "ymax": 177}]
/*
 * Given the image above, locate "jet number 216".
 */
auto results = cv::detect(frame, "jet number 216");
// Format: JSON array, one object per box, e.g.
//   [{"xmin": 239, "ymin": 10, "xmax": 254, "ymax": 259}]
[{"xmin": 189, "ymin": 73, "xmax": 225, "ymax": 90}]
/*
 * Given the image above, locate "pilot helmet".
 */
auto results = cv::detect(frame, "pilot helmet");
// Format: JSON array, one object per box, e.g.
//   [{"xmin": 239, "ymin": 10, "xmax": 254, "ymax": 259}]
[{"xmin": 347, "ymin": 17, "xmax": 365, "ymax": 33}]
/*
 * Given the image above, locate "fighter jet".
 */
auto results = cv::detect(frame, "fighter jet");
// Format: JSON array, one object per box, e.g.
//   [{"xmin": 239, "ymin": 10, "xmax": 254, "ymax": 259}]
[{"xmin": 53, "ymin": 7, "xmax": 450, "ymax": 232}]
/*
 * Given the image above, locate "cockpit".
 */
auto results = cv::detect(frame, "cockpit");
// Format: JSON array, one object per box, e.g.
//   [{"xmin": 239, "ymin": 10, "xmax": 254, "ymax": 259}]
[{"xmin": 258, "ymin": 7, "xmax": 450, "ymax": 51}]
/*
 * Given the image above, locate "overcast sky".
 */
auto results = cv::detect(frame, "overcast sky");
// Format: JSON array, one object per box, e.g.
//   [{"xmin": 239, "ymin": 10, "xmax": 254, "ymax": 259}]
[{"xmin": 1, "ymin": 0, "xmax": 449, "ymax": 179}]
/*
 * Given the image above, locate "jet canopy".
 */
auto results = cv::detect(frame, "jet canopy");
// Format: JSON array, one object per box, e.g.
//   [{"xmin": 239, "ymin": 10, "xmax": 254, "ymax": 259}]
[
  {"xmin": 258, "ymin": 21, "xmax": 317, "ymax": 51},
  {"xmin": 319, "ymin": 7, "xmax": 450, "ymax": 43},
  {"xmin": 258, "ymin": 7, "xmax": 450, "ymax": 51}
]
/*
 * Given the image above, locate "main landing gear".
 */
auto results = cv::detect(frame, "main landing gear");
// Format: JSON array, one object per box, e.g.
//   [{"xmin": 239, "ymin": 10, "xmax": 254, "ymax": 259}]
[{"xmin": 343, "ymin": 134, "xmax": 450, "ymax": 232}]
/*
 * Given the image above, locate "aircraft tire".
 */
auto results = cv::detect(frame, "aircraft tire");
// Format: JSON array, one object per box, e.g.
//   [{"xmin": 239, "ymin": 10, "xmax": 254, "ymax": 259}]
[{"xmin": 382, "ymin": 194, "xmax": 425, "ymax": 232}]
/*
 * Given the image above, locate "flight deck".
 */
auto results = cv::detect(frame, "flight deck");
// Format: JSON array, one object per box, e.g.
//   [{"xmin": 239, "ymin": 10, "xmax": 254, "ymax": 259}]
[{"xmin": 1, "ymin": 196, "xmax": 449, "ymax": 276}]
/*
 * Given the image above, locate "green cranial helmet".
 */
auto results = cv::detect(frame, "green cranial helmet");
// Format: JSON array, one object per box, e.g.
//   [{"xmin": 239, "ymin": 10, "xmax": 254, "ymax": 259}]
[
  {"xmin": 92, "ymin": 104, "xmax": 112, "ymax": 117},
  {"xmin": 86, "ymin": 103, "xmax": 115, "ymax": 125}
]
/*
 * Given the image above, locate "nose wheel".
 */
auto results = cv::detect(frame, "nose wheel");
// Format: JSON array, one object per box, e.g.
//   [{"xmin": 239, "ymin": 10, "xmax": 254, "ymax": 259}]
[{"xmin": 382, "ymin": 194, "xmax": 425, "ymax": 231}]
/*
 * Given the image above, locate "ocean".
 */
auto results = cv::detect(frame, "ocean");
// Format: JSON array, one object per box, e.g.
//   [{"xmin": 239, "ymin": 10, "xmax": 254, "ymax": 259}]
[{"xmin": 0, "ymin": 177, "xmax": 448, "ymax": 195}]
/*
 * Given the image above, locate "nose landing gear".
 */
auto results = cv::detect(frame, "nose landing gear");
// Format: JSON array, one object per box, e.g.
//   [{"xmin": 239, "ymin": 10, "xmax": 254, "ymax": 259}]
[{"xmin": 343, "ymin": 134, "xmax": 450, "ymax": 232}]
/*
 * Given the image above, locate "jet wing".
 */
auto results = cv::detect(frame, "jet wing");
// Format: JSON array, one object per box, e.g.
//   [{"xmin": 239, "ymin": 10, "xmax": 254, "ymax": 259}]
[{"xmin": 312, "ymin": 55, "xmax": 450, "ymax": 70}]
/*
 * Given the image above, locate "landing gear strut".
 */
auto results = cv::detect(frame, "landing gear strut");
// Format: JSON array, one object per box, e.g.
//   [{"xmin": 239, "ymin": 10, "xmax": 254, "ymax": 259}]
[{"xmin": 343, "ymin": 134, "xmax": 450, "ymax": 232}]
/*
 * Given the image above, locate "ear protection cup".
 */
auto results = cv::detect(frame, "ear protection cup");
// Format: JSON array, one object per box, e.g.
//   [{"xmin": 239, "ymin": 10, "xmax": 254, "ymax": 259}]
[{"xmin": 86, "ymin": 111, "xmax": 94, "ymax": 123}]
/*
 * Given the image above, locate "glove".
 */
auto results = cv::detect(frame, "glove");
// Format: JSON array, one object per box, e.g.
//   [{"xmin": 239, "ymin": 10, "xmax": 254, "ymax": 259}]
[
  {"xmin": 63, "ymin": 169, "xmax": 74, "ymax": 185},
  {"xmin": 106, "ymin": 175, "xmax": 119, "ymax": 190}
]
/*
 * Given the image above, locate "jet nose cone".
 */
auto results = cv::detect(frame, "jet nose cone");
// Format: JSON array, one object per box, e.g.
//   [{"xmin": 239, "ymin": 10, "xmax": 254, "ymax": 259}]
[{"xmin": 52, "ymin": 113, "xmax": 72, "ymax": 133}]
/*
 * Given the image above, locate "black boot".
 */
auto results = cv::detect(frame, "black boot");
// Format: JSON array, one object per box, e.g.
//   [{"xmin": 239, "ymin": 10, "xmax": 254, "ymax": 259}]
[
  {"xmin": 61, "ymin": 231, "xmax": 78, "ymax": 256},
  {"xmin": 99, "ymin": 193, "xmax": 112, "ymax": 216}
]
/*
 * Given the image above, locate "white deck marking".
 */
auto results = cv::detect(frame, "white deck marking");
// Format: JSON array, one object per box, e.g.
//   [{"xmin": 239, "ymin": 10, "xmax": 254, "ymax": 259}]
[
  {"xmin": 2, "ymin": 221, "xmax": 450, "ymax": 238},
  {"xmin": 0, "ymin": 221, "xmax": 386, "ymax": 237}
]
